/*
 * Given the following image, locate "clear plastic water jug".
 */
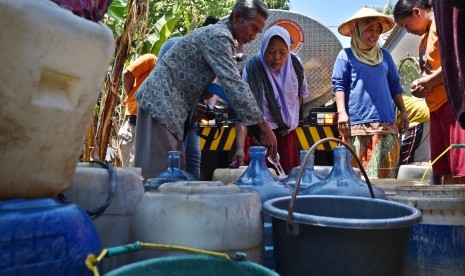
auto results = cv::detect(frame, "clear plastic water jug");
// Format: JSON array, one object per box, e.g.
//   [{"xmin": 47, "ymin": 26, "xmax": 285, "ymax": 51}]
[
  {"xmin": 234, "ymin": 146, "xmax": 292, "ymax": 203},
  {"xmin": 279, "ymin": 150, "xmax": 323, "ymax": 191},
  {"xmin": 300, "ymin": 146, "xmax": 387, "ymax": 199},
  {"xmin": 145, "ymin": 151, "xmax": 195, "ymax": 191},
  {"xmin": 234, "ymin": 146, "xmax": 292, "ymax": 269}
]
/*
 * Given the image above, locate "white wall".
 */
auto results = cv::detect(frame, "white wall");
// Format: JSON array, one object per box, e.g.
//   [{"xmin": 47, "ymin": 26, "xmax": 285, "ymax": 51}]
[{"xmin": 383, "ymin": 26, "xmax": 421, "ymax": 66}]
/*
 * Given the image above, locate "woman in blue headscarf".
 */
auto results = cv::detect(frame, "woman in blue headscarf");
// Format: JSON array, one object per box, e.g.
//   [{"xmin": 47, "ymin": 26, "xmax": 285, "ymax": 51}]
[{"xmin": 231, "ymin": 25, "xmax": 309, "ymax": 174}]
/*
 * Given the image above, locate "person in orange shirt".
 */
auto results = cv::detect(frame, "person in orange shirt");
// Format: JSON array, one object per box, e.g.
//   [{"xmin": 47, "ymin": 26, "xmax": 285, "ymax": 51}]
[
  {"xmin": 394, "ymin": 0, "xmax": 465, "ymax": 184},
  {"xmin": 118, "ymin": 53, "xmax": 156, "ymax": 167}
]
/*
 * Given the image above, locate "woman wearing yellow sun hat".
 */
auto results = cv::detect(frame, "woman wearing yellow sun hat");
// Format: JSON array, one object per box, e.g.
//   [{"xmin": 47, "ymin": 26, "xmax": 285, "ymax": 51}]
[{"xmin": 332, "ymin": 7, "xmax": 409, "ymax": 179}]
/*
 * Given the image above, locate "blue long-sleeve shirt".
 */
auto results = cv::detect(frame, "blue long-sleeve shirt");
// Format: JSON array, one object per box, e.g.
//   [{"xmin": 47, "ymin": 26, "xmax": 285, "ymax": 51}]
[{"xmin": 332, "ymin": 48, "xmax": 403, "ymax": 125}]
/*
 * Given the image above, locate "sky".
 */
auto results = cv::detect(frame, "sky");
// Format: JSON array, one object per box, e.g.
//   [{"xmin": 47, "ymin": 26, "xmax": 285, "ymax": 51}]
[{"xmin": 288, "ymin": 0, "xmax": 393, "ymax": 47}]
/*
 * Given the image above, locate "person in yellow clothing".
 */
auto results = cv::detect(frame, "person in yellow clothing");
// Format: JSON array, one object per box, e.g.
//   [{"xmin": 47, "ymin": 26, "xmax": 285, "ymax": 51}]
[
  {"xmin": 118, "ymin": 53, "xmax": 157, "ymax": 167},
  {"xmin": 397, "ymin": 95, "xmax": 430, "ymax": 165},
  {"xmin": 394, "ymin": 0, "xmax": 465, "ymax": 184}
]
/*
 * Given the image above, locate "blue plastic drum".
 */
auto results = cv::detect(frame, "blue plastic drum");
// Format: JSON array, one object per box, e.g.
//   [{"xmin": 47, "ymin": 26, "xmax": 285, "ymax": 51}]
[{"xmin": 0, "ymin": 198, "xmax": 101, "ymax": 275}]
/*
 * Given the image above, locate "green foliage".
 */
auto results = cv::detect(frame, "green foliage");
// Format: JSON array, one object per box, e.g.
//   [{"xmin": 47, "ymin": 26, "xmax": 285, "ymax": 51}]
[
  {"xmin": 267, "ymin": 0, "xmax": 290, "ymax": 10},
  {"xmin": 104, "ymin": 0, "xmax": 128, "ymax": 37},
  {"xmin": 368, "ymin": 0, "xmax": 394, "ymax": 15},
  {"xmin": 104, "ymin": 0, "xmax": 290, "ymax": 59},
  {"xmin": 145, "ymin": 8, "xmax": 183, "ymax": 54},
  {"xmin": 398, "ymin": 57, "xmax": 421, "ymax": 97}
]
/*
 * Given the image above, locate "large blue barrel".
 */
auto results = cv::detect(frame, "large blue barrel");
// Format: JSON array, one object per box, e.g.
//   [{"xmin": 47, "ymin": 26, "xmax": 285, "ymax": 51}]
[{"xmin": 0, "ymin": 198, "xmax": 101, "ymax": 275}]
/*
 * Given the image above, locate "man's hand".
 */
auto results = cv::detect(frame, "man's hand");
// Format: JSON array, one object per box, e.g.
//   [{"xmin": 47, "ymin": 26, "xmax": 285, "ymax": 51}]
[
  {"xmin": 193, "ymin": 102, "xmax": 209, "ymax": 121},
  {"xmin": 257, "ymin": 121, "xmax": 278, "ymax": 159}
]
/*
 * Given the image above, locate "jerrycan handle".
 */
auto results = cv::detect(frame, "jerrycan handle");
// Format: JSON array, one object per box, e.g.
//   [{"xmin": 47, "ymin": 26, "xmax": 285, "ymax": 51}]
[
  {"xmin": 58, "ymin": 160, "xmax": 116, "ymax": 220},
  {"xmin": 287, "ymin": 137, "xmax": 375, "ymax": 230}
]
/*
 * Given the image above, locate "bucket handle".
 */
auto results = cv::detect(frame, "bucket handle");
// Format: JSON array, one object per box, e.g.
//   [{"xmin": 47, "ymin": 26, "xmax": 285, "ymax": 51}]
[
  {"xmin": 287, "ymin": 137, "xmax": 375, "ymax": 229},
  {"xmin": 86, "ymin": 241, "xmax": 240, "ymax": 276}
]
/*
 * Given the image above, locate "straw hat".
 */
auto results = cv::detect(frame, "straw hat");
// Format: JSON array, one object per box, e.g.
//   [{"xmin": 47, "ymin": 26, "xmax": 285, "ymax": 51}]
[{"xmin": 338, "ymin": 7, "xmax": 395, "ymax": 37}]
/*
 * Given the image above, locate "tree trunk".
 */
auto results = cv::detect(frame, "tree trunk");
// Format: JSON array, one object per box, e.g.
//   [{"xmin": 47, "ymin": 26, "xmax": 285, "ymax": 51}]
[{"xmin": 93, "ymin": 0, "xmax": 149, "ymax": 161}]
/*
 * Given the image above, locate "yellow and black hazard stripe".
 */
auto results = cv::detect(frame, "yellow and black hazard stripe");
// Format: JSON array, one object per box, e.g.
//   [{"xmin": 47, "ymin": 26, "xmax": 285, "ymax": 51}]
[
  {"xmin": 199, "ymin": 126, "xmax": 236, "ymax": 151},
  {"xmin": 200, "ymin": 125, "xmax": 340, "ymax": 151},
  {"xmin": 295, "ymin": 125, "xmax": 340, "ymax": 151}
]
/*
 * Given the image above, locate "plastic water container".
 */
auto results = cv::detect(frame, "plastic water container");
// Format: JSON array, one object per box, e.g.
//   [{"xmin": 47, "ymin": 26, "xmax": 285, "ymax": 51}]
[
  {"xmin": 0, "ymin": 198, "xmax": 101, "ymax": 275},
  {"xmin": 397, "ymin": 164, "xmax": 433, "ymax": 183},
  {"xmin": 212, "ymin": 166, "xmax": 279, "ymax": 184},
  {"xmin": 233, "ymin": 146, "xmax": 292, "ymax": 204},
  {"xmin": 130, "ymin": 181, "xmax": 264, "ymax": 264},
  {"xmin": 234, "ymin": 146, "xmax": 292, "ymax": 269},
  {"xmin": 300, "ymin": 146, "xmax": 387, "ymax": 199},
  {"xmin": 64, "ymin": 163, "xmax": 145, "ymax": 272},
  {"xmin": 0, "ymin": 0, "xmax": 114, "ymax": 199},
  {"xmin": 391, "ymin": 185, "xmax": 465, "ymax": 275},
  {"xmin": 280, "ymin": 150, "xmax": 323, "ymax": 190},
  {"xmin": 145, "ymin": 151, "xmax": 195, "ymax": 191},
  {"xmin": 370, "ymin": 179, "xmax": 430, "ymax": 197}
]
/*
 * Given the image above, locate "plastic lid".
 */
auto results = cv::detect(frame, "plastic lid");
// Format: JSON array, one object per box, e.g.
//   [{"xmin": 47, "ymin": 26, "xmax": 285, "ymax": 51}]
[
  {"xmin": 159, "ymin": 181, "xmax": 243, "ymax": 194},
  {"xmin": 395, "ymin": 184, "xmax": 465, "ymax": 198}
]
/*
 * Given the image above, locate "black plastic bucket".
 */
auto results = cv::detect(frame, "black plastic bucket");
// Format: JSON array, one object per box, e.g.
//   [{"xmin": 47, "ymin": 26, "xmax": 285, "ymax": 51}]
[{"xmin": 263, "ymin": 195, "xmax": 422, "ymax": 276}]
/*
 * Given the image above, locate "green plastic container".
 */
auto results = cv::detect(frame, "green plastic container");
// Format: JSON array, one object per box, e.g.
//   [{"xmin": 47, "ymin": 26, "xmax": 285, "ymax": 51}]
[{"xmin": 106, "ymin": 255, "xmax": 278, "ymax": 276}]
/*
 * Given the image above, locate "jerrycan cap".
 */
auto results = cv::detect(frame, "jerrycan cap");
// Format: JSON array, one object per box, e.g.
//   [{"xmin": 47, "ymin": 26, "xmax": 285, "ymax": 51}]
[{"xmin": 159, "ymin": 181, "xmax": 242, "ymax": 194}]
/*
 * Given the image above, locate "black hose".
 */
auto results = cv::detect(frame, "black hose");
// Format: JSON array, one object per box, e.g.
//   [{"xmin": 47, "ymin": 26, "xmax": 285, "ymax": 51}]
[
  {"xmin": 86, "ymin": 160, "xmax": 116, "ymax": 220},
  {"xmin": 58, "ymin": 160, "xmax": 116, "ymax": 220}
]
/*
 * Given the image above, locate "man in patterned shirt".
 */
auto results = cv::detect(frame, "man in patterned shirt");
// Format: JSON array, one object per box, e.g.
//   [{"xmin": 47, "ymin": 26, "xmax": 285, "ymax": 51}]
[{"xmin": 135, "ymin": 0, "xmax": 277, "ymax": 181}]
